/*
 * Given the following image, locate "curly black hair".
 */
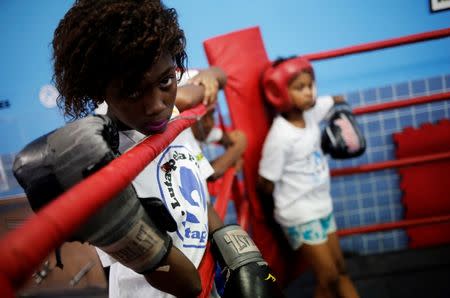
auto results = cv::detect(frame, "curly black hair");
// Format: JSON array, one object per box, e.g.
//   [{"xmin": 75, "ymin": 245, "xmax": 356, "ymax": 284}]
[{"xmin": 52, "ymin": 0, "xmax": 187, "ymax": 120}]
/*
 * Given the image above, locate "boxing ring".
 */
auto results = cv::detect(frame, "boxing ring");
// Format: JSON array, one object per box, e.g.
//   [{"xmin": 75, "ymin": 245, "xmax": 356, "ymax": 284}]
[
  {"xmin": 202, "ymin": 26, "xmax": 450, "ymax": 296},
  {"xmin": 0, "ymin": 27, "xmax": 449, "ymax": 297}
]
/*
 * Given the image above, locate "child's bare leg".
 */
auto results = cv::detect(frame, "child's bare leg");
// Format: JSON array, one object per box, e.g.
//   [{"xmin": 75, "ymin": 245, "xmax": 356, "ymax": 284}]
[
  {"xmin": 299, "ymin": 242, "xmax": 340, "ymax": 298},
  {"xmin": 327, "ymin": 232, "xmax": 359, "ymax": 298}
]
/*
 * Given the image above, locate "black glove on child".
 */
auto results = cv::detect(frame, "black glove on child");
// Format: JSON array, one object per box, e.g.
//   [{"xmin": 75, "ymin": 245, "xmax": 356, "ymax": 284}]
[
  {"xmin": 211, "ymin": 225, "xmax": 285, "ymax": 298},
  {"xmin": 321, "ymin": 102, "xmax": 366, "ymax": 159}
]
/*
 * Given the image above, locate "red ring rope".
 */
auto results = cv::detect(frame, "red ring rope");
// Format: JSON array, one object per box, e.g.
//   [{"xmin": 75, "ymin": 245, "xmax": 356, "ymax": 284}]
[
  {"xmin": 353, "ymin": 92, "xmax": 450, "ymax": 115},
  {"xmin": 338, "ymin": 214, "xmax": 450, "ymax": 237},
  {"xmin": 304, "ymin": 27, "xmax": 450, "ymax": 61},
  {"xmin": 330, "ymin": 151, "xmax": 450, "ymax": 177}
]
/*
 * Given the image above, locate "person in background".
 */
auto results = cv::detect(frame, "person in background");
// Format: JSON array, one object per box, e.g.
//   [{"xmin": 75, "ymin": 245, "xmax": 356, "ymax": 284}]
[
  {"xmin": 191, "ymin": 108, "xmax": 247, "ymax": 181},
  {"xmin": 258, "ymin": 56, "xmax": 360, "ymax": 298}
]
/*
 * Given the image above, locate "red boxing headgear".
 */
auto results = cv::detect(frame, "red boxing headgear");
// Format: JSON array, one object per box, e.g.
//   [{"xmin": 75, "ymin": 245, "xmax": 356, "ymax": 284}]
[{"xmin": 262, "ymin": 56, "xmax": 314, "ymax": 112}]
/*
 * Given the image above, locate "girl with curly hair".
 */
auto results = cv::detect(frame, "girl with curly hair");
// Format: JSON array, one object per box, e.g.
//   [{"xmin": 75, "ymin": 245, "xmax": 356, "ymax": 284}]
[
  {"xmin": 52, "ymin": 1, "xmax": 206, "ymax": 297},
  {"xmin": 51, "ymin": 1, "xmax": 282, "ymax": 298}
]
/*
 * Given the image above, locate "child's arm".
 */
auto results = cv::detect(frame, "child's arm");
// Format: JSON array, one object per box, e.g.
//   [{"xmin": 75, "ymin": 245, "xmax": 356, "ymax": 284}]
[
  {"xmin": 310, "ymin": 95, "xmax": 341, "ymax": 122},
  {"xmin": 175, "ymin": 83, "xmax": 206, "ymax": 112},
  {"xmin": 208, "ymin": 202, "xmax": 225, "ymax": 233},
  {"xmin": 257, "ymin": 175, "xmax": 276, "ymax": 214},
  {"xmin": 209, "ymin": 130, "xmax": 247, "ymax": 180},
  {"xmin": 257, "ymin": 175, "xmax": 275, "ymax": 197},
  {"xmin": 143, "ymin": 248, "xmax": 201, "ymax": 297},
  {"xmin": 176, "ymin": 66, "xmax": 227, "ymax": 111}
]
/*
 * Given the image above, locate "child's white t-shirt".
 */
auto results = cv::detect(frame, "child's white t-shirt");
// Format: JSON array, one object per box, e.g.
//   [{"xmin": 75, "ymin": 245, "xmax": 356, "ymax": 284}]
[
  {"xmin": 97, "ymin": 126, "xmax": 214, "ymax": 298},
  {"xmin": 259, "ymin": 96, "xmax": 334, "ymax": 227}
]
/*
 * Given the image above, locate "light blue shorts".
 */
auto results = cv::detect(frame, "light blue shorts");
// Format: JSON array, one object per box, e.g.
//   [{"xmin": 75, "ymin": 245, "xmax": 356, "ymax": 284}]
[{"xmin": 282, "ymin": 213, "xmax": 337, "ymax": 250}]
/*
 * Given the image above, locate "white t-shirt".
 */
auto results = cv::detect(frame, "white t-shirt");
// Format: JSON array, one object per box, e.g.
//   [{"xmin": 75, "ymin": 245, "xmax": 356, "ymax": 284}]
[
  {"xmin": 97, "ymin": 126, "xmax": 214, "ymax": 298},
  {"xmin": 258, "ymin": 96, "xmax": 335, "ymax": 226}
]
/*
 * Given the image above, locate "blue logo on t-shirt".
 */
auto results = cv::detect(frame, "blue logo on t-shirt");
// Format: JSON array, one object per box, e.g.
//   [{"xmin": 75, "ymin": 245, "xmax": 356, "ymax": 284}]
[
  {"xmin": 157, "ymin": 146, "xmax": 208, "ymax": 248},
  {"xmin": 179, "ymin": 166, "xmax": 207, "ymax": 224}
]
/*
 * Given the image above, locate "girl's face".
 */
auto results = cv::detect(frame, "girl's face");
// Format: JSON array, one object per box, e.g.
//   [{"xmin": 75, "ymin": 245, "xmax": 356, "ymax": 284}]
[
  {"xmin": 288, "ymin": 71, "xmax": 316, "ymax": 112},
  {"xmin": 105, "ymin": 52, "xmax": 177, "ymax": 136}
]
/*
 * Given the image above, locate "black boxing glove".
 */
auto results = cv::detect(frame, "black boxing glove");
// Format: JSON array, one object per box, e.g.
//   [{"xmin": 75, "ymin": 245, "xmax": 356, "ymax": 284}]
[
  {"xmin": 211, "ymin": 225, "xmax": 285, "ymax": 298},
  {"xmin": 321, "ymin": 102, "xmax": 366, "ymax": 159},
  {"xmin": 13, "ymin": 115, "xmax": 176, "ymax": 274}
]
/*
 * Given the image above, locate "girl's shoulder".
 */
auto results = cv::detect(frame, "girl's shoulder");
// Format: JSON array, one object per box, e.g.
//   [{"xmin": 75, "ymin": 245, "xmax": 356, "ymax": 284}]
[{"xmin": 265, "ymin": 116, "xmax": 299, "ymax": 147}]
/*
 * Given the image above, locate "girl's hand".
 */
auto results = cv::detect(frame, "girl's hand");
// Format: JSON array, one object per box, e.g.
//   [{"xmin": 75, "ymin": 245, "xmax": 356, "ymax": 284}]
[{"xmin": 189, "ymin": 70, "xmax": 220, "ymax": 108}]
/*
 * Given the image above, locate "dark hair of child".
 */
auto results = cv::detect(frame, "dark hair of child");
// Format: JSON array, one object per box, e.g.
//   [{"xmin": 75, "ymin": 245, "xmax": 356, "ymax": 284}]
[{"xmin": 52, "ymin": 0, "xmax": 187, "ymax": 120}]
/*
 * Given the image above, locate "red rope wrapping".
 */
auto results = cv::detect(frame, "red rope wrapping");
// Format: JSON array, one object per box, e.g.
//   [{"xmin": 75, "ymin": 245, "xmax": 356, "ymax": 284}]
[
  {"xmin": 238, "ymin": 200, "xmax": 250, "ymax": 231},
  {"xmin": 197, "ymin": 243, "xmax": 216, "ymax": 298},
  {"xmin": 304, "ymin": 27, "xmax": 450, "ymax": 61},
  {"xmin": 232, "ymin": 176, "xmax": 249, "ymax": 230},
  {"xmin": 213, "ymin": 167, "xmax": 236, "ymax": 219},
  {"xmin": 0, "ymin": 105, "xmax": 206, "ymax": 292},
  {"xmin": 197, "ymin": 167, "xmax": 238, "ymax": 298}
]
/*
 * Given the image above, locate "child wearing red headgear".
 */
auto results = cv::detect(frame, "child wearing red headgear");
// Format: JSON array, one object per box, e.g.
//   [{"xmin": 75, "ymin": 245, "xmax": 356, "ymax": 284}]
[{"xmin": 258, "ymin": 56, "xmax": 359, "ymax": 298}]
